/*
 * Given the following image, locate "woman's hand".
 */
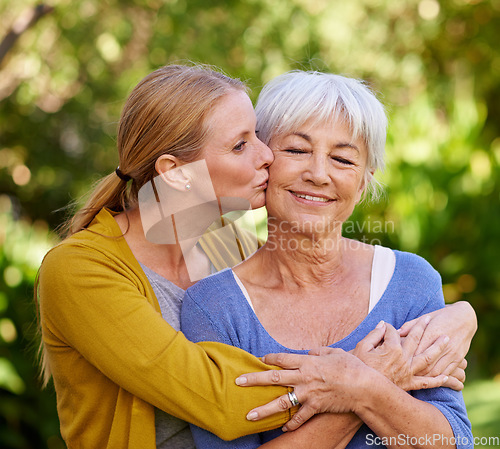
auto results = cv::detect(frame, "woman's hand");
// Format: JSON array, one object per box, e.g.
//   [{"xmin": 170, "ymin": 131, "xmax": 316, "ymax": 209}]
[
  {"xmin": 236, "ymin": 349, "xmax": 377, "ymax": 431},
  {"xmin": 234, "ymin": 316, "xmax": 455, "ymax": 431},
  {"xmin": 349, "ymin": 317, "xmax": 452, "ymax": 391},
  {"xmin": 398, "ymin": 301, "xmax": 476, "ymax": 387}
]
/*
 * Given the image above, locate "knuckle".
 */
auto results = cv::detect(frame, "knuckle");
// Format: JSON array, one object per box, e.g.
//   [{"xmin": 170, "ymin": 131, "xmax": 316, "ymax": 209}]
[
  {"xmin": 439, "ymin": 340, "xmax": 449, "ymax": 351},
  {"xmin": 303, "ymin": 372, "xmax": 314, "ymax": 384},
  {"xmin": 290, "ymin": 413, "xmax": 305, "ymax": 426},
  {"xmin": 277, "ymin": 396, "xmax": 289, "ymax": 410},
  {"xmin": 276, "ymin": 353, "xmax": 286, "ymax": 365},
  {"xmin": 243, "ymin": 373, "xmax": 255, "ymax": 383},
  {"xmin": 423, "ymin": 353, "xmax": 433, "ymax": 365},
  {"xmin": 270, "ymin": 370, "xmax": 281, "ymax": 383},
  {"xmin": 308, "ymin": 398, "xmax": 320, "ymax": 412}
]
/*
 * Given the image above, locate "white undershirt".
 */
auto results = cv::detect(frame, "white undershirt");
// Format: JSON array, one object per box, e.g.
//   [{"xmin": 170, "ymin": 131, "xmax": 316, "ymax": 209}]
[{"xmin": 232, "ymin": 245, "xmax": 396, "ymax": 314}]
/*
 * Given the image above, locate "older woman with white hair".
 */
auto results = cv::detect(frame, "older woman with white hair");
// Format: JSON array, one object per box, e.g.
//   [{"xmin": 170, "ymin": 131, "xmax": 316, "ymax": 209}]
[{"xmin": 181, "ymin": 71, "xmax": 473, "ymax": 448}]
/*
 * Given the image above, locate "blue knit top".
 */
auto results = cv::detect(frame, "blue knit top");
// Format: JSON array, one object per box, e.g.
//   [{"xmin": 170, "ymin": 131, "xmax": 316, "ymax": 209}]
[{"xmin": 181, "ymin": 249, "xmax": 473, "ymax": 448}]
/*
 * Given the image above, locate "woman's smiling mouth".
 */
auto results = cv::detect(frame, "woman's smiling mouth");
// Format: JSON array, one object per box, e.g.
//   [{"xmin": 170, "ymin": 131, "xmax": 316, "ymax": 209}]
[{"xmin": 289, "ymin": 190, "xmax": 334, "ymax": 204}]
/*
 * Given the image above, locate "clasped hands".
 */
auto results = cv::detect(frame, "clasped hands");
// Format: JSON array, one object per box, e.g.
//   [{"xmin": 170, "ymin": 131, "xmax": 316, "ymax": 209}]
[{"xmin": 235, "ymin": 303, "xmax": 474, "ymax": 432}]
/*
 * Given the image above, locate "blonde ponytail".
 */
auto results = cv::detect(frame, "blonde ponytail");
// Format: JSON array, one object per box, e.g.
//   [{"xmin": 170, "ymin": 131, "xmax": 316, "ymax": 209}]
[{"xmin": 59, "ymin": 173, "xmax": 129, "ymax": 237}]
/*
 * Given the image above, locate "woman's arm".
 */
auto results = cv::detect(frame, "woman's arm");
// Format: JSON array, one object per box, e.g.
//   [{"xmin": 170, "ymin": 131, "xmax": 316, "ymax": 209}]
[
  {"xmin": 237, "ymin": 317, "xmax": 452, "ymax": 430},
  {"xmin": 260, "ymin": 414, "xmax": 362, "ymax": 449},
  {"xmin": 258, "ymin": 317, "xmax": 465, "ymax": 449},
  {"xmin": 39, "ymin": 242, "xmax": 290, "ymax": 441},
  {"xmin": 238, "ymin": 284, "xmax": 473, "ymax": 447},
  {"xmin": 352, "ymin": 368, "xmax": 456, "ymax": 449},
  {"xmin": 245, "ymin": 348, "xmax": 462, "ymax": 449},
  {"xmin": 237, "ymin": 305, "xmax": 471, "ymax": 428},
  {"xmin": 398, "ymin": 301, "xmax": 476, "ymax": 386}
]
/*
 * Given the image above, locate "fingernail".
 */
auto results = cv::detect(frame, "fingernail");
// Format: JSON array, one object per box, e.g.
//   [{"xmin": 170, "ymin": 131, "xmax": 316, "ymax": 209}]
[
  {"xmin": 235, "ymin": 376, "xmax": 247, "ymax": 386},
  {"xmin": 443, "ymin": 376, "xmax": 449, "ymax": 382},
  {"xmin": 376, "ymin": 320, "xmax": 384, "ymax": 328},
  {"xmin": 247, "ymin": 411, "xmax": 258, "ymax": 421},
  {"xmin": 282, "ymin": 425, "xmax": 289, "ymax": 432},
  {"xmin": 424, "ymin": 316, "xmax": 431, "ymax": 324},
  {"xmin": 443, "ymin": 336, "xmax": 450, "ymax": 344}
]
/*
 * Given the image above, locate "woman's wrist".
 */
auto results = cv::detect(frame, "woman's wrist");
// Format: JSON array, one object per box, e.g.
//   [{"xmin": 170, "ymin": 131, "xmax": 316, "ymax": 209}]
[
  {"xmin": 351, "ymin": 370, "xmax": 397, "ymax": 417},
  {"xmin": 346, "ymin": 362, "xmax": 388, "ymax": 415}
]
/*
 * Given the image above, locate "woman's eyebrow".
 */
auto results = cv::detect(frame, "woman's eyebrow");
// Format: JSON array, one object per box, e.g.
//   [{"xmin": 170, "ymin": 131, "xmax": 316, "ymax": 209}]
[
  {"xmin": 223, "ymin": 128, "xmax": 252, "ymax": 144},
  {"xmin": 335, "ymin": 142, "xmax": 360, "ymax": 153},
  {"xmin": 291, "ymin": 132, "xmax": 312, "ymax": 142},
  {"xmin": 288, "ymin": 133, "xmax": 360, "ymax": 153}
]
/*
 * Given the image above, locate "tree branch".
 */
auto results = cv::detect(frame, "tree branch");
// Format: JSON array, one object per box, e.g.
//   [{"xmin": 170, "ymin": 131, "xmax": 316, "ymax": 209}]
[{"xmin": 0, "ymin": 4, "xmax": 54, "ymax": 67}]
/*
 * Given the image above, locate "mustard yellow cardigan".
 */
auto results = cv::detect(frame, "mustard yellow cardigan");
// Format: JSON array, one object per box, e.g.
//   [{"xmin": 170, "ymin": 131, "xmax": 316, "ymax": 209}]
[{"xmin": 39, "ymin": 208, "xmax": 289, "ymax": 448}]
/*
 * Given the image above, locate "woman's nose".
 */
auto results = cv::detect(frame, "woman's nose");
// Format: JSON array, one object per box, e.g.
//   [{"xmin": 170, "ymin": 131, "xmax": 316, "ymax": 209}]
[
  {"xmin": 256, "ymin": 139, "xmax": 274, "ymax": 168},
  {"xmin": 303, "ymin": 155, "xmax": 330, "ymax": 185}
]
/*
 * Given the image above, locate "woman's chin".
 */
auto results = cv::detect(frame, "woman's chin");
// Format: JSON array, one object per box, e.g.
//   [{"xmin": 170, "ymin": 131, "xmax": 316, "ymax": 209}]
[
  {"xmin": 250, "ymin": 201, "xmax": 265, "ymax": 210},
  {"xmin": 249, "ymin": 193, "xmax": 267, "ymax": 210}
]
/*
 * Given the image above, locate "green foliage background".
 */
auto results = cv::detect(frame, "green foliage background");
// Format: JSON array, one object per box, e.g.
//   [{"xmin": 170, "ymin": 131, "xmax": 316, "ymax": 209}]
[{"xmin": 0, "ymin": 0, "xmax": 499, "ymax": 447}]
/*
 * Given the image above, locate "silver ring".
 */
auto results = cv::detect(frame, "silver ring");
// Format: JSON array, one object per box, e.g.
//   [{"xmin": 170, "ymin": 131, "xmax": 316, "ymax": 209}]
[{"xmin": 288, "ymin": 390, "xmax": 299, "ymax": 407}]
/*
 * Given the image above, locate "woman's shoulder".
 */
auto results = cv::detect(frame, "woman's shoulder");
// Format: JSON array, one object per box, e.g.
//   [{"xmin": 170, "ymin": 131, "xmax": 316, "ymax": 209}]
[
  {"xmin": 185, "ymin": 268, "xmax": 237, "ymax": 304},
  {"xmin": 40, "ymin": 209, "xmax": 132, "ymax": 275},
  {"xmin": 384, "ymin": 249, "xmax": 443, "ymax": 308},
  {"xmin": 182, "ymin": 269, "xmax": 254, "ymax": 338},
  {"xmin": 392, "ymin": 249, "xmax": 441, "ymax": 281},
  {"xmin": 183, "ymin": 269, "xmax": 258, "ymax": 329},
  {"xmin": 378, "ymin": 249, "xmax": 446, "ymax": 318}
]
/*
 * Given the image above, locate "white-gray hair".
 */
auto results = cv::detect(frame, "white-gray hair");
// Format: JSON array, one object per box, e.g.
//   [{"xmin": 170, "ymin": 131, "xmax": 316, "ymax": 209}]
[{"xmin": 255, "ymin": 70, "xmax": 387, "ymax": 200}]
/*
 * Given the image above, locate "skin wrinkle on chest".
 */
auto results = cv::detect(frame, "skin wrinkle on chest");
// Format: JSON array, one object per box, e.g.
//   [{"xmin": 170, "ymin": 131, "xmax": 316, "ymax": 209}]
[{"xmin": 246, "ymin": 270, "xmax": 371, "ymax": 350}]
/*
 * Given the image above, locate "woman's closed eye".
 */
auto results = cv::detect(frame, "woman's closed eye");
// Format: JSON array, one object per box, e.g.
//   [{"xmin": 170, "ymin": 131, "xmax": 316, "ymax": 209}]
[
  {"xmin": 332, "ymin": 156, "xmax": 355, "ymax": 165},
  {"xmin": 284, "ymin": 148, "xmax": 307, "ymax": 155}
]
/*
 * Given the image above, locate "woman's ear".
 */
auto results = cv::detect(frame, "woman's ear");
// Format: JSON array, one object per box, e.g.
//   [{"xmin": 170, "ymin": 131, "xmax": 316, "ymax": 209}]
[
  {"xmin": 155, "ymin": 154, "xmax": 181, "ymax": 175},
  {"xmin": 155, "ymin": 155, "xmax": 191, "ymax": 191}
]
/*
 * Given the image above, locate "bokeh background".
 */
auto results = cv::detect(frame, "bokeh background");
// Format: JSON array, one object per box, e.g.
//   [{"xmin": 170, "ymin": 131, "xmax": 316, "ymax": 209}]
[{"xmin": 1, "ymin": 0, "xmax": 499, "ymax": 447}]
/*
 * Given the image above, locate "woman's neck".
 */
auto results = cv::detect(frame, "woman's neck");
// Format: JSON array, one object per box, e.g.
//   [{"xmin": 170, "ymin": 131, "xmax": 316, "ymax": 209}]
[
  {"xmin": 234, "ymin": 227, "xmax": 375, "ymax": 349},
  {"xmin": 255, "ymin": 229, "xmax": 350, "ymax": 289},
  {"xmin": 115, "ymin": 207, "xmax": 213, "ymax": 289}
]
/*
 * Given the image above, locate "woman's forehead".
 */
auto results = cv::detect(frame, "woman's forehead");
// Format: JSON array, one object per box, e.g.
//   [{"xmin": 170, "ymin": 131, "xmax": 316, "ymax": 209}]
[{"xmin": 272, "ymin": 115, "xmax": 359, "ymax": 140}]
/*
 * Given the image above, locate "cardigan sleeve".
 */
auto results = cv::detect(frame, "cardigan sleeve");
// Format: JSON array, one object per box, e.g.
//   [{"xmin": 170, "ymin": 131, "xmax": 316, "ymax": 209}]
[{"xmin": 39, "ymin": 240, "xmax": 289, "ymax": 441}]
